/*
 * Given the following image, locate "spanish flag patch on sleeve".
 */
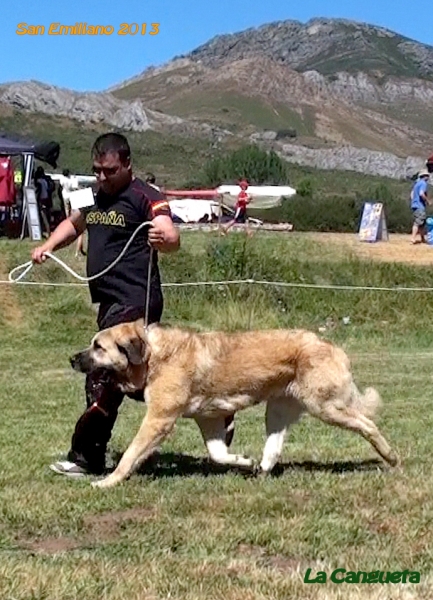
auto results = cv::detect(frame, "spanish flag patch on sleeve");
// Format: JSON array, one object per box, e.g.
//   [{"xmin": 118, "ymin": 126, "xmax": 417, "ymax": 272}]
[{"xmin": 151, "ymin": 200, "xmax": 171, "ymax": 217}]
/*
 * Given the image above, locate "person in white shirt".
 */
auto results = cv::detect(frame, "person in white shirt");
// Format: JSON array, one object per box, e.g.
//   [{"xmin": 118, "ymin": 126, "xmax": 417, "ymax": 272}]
[{"xmin": 59, "ymin": 169, "xmax": 86, "ymax": 256}]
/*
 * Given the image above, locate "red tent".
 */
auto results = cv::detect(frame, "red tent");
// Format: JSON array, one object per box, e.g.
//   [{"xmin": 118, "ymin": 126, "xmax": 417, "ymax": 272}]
[{"xmin": 0, "ymin": 156, "xmax": 15, "ymax": 206}]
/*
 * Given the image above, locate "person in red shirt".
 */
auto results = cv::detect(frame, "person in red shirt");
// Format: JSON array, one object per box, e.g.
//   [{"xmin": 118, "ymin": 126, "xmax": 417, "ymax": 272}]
[{"xmin": 222, "ymin": 179, "xmax": 252, "ymax": 235}]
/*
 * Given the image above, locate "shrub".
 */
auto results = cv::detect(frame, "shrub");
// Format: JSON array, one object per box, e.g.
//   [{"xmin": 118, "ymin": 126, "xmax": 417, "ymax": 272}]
[
  {"xmin": 276, "ymin": 128, "xmax": 297, "ymax": 140},
  {"xmin": 274, "ymin": 193, "xmax": 413, "ymax": 233},
  {"xmin": 201, "ymin": 144, "xmax": 290, "ymax": 187},
  {"xmin": 296, "ymin": 178, "xmax": 314, "ymax": 198}
]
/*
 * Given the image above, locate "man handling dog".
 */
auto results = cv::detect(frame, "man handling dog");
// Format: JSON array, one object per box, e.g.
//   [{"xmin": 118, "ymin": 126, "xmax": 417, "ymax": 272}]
[{"xmin": 31, "ymin": 133, "xmax": 194, "ymax": 477}]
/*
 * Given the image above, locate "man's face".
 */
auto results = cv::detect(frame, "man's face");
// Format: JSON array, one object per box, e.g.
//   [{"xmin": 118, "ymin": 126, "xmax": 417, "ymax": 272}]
[{"xmin": 93, "ymin": 151, "xmax": 131, "ymax": 195}]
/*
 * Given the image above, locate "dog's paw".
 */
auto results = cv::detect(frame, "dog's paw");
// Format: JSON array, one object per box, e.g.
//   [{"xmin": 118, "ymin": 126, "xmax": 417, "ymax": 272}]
[
  {"xmin": 252, "ymin": 464, "xmax": 262, "ymax": 477},
  {"xmin": 91, "ymin": 479, "xmax": 105, "ymax": 489},
  {"xmin": 91, "ymin": 476, "xmax": 117, "ymax": 489},
  {"xmin": 230, "ymin": 454, "xmax": 256, "ymax": 469},
  {"xmin": 252, "ymin": 464, "xmax": 269, "ymax": 478},
  {"xmin": 388, "ymin": 451, "xmax": 401, "ymax": 469}
]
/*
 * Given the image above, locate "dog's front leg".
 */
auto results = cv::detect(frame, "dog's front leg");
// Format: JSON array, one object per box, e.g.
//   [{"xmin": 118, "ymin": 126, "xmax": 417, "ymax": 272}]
[{"xmin": 93, "ymin": 393, "xmax": 182, "ymax": 489}]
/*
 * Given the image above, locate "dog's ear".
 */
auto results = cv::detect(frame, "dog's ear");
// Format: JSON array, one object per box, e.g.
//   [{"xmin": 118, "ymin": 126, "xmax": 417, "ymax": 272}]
[{"xmin": 116, "ymin": 336, "xmax": 144, "ymax": 366}]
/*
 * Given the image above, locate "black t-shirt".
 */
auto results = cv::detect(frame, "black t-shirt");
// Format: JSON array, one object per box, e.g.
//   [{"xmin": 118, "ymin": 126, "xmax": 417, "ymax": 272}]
[{"xmin": 82, "ymin": 177, "xmax": 171, "ymax": 307}]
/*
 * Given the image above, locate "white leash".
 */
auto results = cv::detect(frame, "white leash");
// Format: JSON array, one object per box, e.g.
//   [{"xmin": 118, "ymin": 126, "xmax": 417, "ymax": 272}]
[
  {"xmin": 8, "ymin": 220, "xmax": 155, "ymax": 325},
  {"xmin": 9, "ymin": 221, "xmax": 154, "ymax": 283}
]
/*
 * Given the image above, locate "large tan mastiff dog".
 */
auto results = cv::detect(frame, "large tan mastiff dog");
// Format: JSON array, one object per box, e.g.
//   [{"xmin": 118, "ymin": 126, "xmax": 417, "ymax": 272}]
[{"xmin": 69, "ymin": 319, "xmax": 399, "ymax": 488}]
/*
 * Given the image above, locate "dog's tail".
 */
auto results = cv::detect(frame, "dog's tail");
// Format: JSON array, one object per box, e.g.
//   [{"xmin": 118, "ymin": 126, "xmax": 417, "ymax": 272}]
[{"xmin": 349, "ymin": 382, "xmax": 382, "ymax": 420}]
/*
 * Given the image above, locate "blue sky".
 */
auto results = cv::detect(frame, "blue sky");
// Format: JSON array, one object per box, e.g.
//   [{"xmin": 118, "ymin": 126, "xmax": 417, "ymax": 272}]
[{"xmin": 2, "ymin": 0, "xmax": 433, "ymax": 92}]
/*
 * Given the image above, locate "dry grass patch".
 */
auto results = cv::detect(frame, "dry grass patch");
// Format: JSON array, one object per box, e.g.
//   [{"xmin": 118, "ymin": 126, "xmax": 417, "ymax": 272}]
[{"xmin": 0, "ymin": 256, "xmax": 23, "ymax": 326}]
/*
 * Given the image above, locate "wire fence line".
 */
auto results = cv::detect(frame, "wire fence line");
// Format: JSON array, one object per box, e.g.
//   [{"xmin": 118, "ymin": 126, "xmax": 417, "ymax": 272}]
[{"xmin": 2, "ymin": 277, "xmax": 433, "ymax": 293}]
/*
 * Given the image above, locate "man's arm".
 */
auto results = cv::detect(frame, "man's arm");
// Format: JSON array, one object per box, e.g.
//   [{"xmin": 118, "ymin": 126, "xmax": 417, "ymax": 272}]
[
  {"xmin": 420, "ymin": 181, "xmax": 430, "ymax": 205},
  {"xmin": 148, "ymin": 214, "xmax": 180, "ymax": 253},
  {"xmin": 31, "ymin": 210, "xmax": 87, "ymax": 263},
  {"xmin": 421, "ymin": 191, "xmax": 430, "ymax": 205},
  {"xmin": 421, "ymin": 183, "xmax": 430, "ymax": 205}
]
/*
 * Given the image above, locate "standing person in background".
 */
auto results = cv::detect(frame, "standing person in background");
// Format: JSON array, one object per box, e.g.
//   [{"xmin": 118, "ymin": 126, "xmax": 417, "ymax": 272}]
[
  {"xmin": 59, "ymin": 169, "xmax": 86, "ymax": 256},
  {"xmin": 410, "ymin": 169, "xmax": 431, "ymax": 244},
  {"xmin": 34, "ymin": 166, "xmax": 53, "ymax": 237}
]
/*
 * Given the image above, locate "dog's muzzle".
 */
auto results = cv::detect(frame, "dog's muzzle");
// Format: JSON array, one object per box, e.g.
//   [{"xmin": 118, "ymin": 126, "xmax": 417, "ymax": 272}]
[{"xmin": 70, "ymin": 351, "xmax": 92, "ymax": 373}]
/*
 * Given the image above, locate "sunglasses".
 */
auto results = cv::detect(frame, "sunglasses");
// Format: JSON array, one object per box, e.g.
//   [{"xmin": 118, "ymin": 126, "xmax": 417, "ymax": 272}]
[{"xmin": 92, "ymin": 165, "xmax": 122, "ymax": 177}]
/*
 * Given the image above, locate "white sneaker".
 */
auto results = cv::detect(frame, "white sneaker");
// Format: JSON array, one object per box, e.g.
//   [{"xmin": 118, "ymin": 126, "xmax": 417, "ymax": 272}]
[{"xmin": 49, "ymin": 460, "xmax": 90, "ymax": 478}]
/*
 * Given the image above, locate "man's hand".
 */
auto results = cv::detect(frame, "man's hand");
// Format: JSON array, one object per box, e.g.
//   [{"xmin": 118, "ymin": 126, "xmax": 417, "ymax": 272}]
[
  {"xmin": 30, "ymin": 214, "xmax": 87, "ymax": 263},
  {"xmin": 32, "ymin": 244, "xmax": 52, "ymax": 264},
  {"xmin": 148, "ymin": 223, "xmax": 166, "ymax": 250},
  {"xmin": 148, "ymin": 216, "xmax": 180, "ymax": 253}
]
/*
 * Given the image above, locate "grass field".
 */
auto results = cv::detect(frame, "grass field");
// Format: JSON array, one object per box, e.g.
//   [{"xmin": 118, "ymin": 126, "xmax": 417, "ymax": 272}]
[{"xmin": 1, "ymin": 231, "xmax": 433, "ymax": 599}]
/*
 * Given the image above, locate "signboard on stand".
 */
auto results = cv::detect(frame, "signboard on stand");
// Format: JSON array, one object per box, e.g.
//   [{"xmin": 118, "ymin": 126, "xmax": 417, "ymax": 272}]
[
  {"xmin": 22, "ymin": 186, "xmax": 42, "ymax": 241},
  {"xmin": 358, "ymin": 202, "xmax": 388, "ymax": 242}
]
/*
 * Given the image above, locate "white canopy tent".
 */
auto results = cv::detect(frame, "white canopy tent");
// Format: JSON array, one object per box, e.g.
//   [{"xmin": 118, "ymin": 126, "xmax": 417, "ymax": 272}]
[
  {"xmin": 168, "ymin": 199, "xmax": 222, "ymax": 223},
  {"xmin": 167, "ymin": 198, "xmax": 263, "ymax": 226},
  {"xmin": 216, "ymin": 184, "xmax": 296, "ymax": 209},
  {"xmin": 47, "ymin": 173, "xmax": 97, "ymax": 187}
]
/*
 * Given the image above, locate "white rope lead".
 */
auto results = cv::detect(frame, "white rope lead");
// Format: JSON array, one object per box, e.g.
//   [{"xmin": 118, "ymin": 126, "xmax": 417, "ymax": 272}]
[
  {"xmin": 6, "ymin": 223, "xmax": 433, "ymax": 294},
  {"xmin": 8, "ymin": 221, "xmax": 154, "ymax": 284},
  {"xmin": 3, "ymin": 275, "xmax": 433, "ymax": 293}
]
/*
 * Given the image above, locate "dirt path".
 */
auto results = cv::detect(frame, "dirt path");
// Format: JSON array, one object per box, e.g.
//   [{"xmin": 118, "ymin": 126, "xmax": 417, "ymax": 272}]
[{"xmin": 307, "ymin": 233, "xmax": 433, "ymax": 265}]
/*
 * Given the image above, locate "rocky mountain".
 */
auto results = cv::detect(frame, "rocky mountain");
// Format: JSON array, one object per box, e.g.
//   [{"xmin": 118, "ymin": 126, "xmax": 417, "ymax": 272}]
[
  {"xmin": 184, "ymin": 18, "xmax": 433, "ymax": 80},
  {"xmin": 0, "ymin": 81, "xmax": 230, "ymax": 139},
  {"xmin": 2, "ymin": 18, "xmax": 433, "ymax": 180}
]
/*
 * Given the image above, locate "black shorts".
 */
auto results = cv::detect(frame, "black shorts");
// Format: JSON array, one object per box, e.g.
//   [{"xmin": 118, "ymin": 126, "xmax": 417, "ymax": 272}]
[
  {"xmin": 97, "ymin": 297, "xmax": 163, "ymax": 331},
  {"xmin": 234, "ymin": 207, "xmax": 247, "ymax": 223}
]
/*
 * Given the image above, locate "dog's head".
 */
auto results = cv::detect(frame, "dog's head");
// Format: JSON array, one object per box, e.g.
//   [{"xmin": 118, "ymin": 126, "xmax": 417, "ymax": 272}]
[{"xmin": 70, "ymin": 319, "xmax": 151, "ymax": 392}]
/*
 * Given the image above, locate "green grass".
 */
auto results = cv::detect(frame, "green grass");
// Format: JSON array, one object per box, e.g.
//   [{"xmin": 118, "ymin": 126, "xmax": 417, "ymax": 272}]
[
  {"xmin": 1, "ymin": 231, "xmax": 433, "ymax": 598},
  {"xmin": 150, "ymin": 91, "xmax": 316, "ymax": 136},
  {"xmin": 113, "ymin": 68, "xmax": 316, "ymax": 134}
]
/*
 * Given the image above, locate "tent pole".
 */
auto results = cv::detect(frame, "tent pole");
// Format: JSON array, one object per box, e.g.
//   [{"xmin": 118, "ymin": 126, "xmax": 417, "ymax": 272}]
[{"xmin": 20, "ymin": 153, "xmax": 34, "ymax": 240}]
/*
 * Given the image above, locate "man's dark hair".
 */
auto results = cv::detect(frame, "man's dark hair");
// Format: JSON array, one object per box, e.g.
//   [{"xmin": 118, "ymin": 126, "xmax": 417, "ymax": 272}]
[
  {"xmin": 145, "ymin": 172, "xmax": 156, "ymax": 184},
  {"xmin": 91, "ymin": 133, "xmax": 131, "ymax": 162},
  {"xmin": 62, "ymin": 168, "xmax": 70, "ymax": 177}
]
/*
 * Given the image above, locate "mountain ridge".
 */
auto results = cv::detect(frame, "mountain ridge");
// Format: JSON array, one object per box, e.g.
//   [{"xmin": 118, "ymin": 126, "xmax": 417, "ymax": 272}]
[{"xmin": 1, "ymin": 17, "xmax": 433, "ymax": 180}]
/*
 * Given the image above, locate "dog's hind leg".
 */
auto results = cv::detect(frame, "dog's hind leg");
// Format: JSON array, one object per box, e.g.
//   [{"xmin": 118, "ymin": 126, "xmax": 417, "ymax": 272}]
[
  {"xmin": 259, "ymin": 398, "xmax": 305, "ymax": 474},
  {"xmin": 196, "ymin": 415, "xmax": 255, "ymax": 469},
  {"xmin": 308, "ymin": 403, "xmax": 399, "ymax": 467}
]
